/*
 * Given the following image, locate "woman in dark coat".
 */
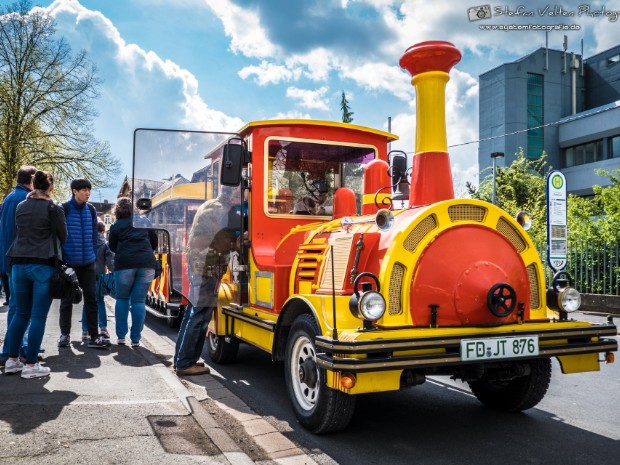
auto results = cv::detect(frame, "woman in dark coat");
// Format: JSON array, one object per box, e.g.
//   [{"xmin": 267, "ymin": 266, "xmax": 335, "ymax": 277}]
[
  {"xmin": 4, "ymin": 171, "xmax": 67, "ymax": 378},
  {"xmin": 108, "ymin": 197, "xmax": 157, "ymax": 347}
]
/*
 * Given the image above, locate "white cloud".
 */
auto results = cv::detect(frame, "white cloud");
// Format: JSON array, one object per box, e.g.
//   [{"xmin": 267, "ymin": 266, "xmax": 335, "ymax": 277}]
[
  {"xmin": 238, "ymin": 60, "xmax": 301, "ymax": 85},
  {"xmin": 42, "ymin": 0, "xmax": 243, "ymax": 130},
  {"xmin": 288, "ymin": 48, "xmax": 333, "ymax": 82},
  {"xmin": 338, "ymin": 61, "xmax": 413, "ymax": 101},
  {"xmin": 34, "ymin": 0, "xmax": 244, "ymax": 200},
  {"xmin": 204, "ymin": 0, "xmax": 277, "ymax": 58},
  {"xmin": 286, "ymin": 86, "xmax": 330, "ymax": 110},
  {"xmin": 269, "ymin": 110, "xmax": 313, "ymax": 120}
]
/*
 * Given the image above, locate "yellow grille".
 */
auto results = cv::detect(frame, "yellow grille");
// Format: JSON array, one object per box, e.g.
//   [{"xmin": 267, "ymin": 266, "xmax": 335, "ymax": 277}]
[
  {"xmin": 319, "ymin": 236, "xmax": 354, "ymax": 289},
  {"xmin": 526, "ymin": 264, "xmax": 540, "ymax": 309},
  {"xmin": 448, "ymin": 204, "xmax": 487, "ymax": 222},
  {"xmin": 296, "ymin": 243, "xmax": 327, "ymax": 283},
  {"xmin": 403, "ymin": 215, "xmax": 437, "ymax": 252},
  {"xmin": 388, "ymin": 262, "xmax": 405, "ymax": 315},
  {"xmin": 496, "ymin": 217, "xmax": 527, "ymax": 253}
]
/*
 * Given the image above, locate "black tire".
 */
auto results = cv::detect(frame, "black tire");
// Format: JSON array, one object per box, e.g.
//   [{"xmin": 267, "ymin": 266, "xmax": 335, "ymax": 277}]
[
  {"xmin": 468, "ymin": 358, "xmax": 552, "ymax": 412},
  {"xmin": 284, "ymin": 314, "xmax": 356, "ymax": 434},
  {"xmin": 207, "ymin": 330, "xmax": 239, "ymax": 364}
]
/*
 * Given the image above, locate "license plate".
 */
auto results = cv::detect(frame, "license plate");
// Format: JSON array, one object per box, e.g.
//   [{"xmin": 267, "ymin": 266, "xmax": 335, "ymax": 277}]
[{"xmin": 460, "ymin": 335, "xmax": 539, "ymax": 361}]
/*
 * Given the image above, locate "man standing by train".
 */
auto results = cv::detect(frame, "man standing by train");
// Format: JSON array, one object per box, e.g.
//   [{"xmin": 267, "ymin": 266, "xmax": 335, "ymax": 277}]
[{"xmin": 174, "ymin": 184, "xmax": 241, "ymax": 376}]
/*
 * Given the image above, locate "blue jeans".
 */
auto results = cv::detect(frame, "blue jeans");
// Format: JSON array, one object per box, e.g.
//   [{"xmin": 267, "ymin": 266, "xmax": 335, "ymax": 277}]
[
  {"xmin": 174, "ymin": 305, "xmax": 214, "ymax": 370},
  {"xmin": 82, "ymin": 286, "xmax": 107, "ymax": 331},
  {"xmin": 7, "ymin": 264, "xmax": 54, "ymax": 364},
  {"xmin": 114, "ymin": 268, "xmax": 155, "ymax": 343},
  {"xmin": 0, "ymin": 270, "xmax": 29, "ymax": 361}
]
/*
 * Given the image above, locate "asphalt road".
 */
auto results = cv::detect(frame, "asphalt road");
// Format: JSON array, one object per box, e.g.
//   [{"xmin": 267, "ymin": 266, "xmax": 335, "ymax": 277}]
[{"xmin": 148, "ymin": 311, "xmax": 620, "ymax": 465}]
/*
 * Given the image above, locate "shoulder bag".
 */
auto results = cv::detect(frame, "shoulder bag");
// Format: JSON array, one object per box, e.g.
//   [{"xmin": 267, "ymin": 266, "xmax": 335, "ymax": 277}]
[{"xmin": 49, "ymin": 203, "xmax": 83, "ymax": 303}]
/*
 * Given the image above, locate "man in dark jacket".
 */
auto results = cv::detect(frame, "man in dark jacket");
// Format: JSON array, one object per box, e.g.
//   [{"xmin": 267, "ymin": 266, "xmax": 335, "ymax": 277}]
[
  {"xmin": 0, "ymin": 166, "xmax": 37, "ymax": 365},
  {"xmin": 57, "ymin": 179, "xmax": 110, "ymax": 349},
  {"xmin": 174, "ymin": 184, "xmax": 241, "ymax": 376}
]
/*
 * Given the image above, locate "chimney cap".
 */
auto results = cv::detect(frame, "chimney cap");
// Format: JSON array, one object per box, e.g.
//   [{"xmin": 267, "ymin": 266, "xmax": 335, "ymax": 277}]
[{"xmin": 400, "ymin": 41, "xmax": 461, "ymax": 77}]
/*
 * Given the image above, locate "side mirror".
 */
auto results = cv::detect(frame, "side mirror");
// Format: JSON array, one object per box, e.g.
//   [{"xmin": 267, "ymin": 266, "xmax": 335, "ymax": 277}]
[
  {"xmin": 220, "ymin": 143, "xmax": 246, "ymax": 186},
  {"xmin": 389, "ymin": 151, "xmax": 409, "ymax": 201},
  {"xmin": 136, "ymin": 198, "xmax": 152, "ymax": 210}
]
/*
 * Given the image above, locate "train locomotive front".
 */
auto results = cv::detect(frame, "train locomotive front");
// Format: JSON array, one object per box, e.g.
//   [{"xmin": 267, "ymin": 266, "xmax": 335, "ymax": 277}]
[
  {"xmin": 274, "ymin": 41, "xmax": 617, "ymax": 433},
  {"xmin": 131, "ymin": 41, "xmax": 617, "ymax": 435}
]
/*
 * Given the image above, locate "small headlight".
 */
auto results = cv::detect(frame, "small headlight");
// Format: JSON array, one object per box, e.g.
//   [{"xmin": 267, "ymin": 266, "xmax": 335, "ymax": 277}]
[
  {"xmin": 559, "ymin": 287, "xmax": 581, "ymax": 312},
  {"xmin": 358, "ymin": 291, "xmax": 386, "ymax": 321}
]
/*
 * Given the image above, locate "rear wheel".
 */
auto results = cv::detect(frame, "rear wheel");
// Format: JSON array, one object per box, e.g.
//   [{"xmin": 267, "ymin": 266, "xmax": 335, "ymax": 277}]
[
  {"xmin": 207, "ymin": 330, "xmax": 239, "ymax": 364},
  {"xmin": 468, "ymin": 358, "xmax": 552, "ymax": 412},
  {"xmin": 284, "ymin": 314, "xmax": 356, "ymax": 433}
]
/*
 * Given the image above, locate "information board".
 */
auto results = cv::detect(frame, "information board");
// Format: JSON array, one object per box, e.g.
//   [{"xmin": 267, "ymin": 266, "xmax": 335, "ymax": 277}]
[{"xmin": 546, "ymin": 170, "xmax": 567, "ymax": 272}]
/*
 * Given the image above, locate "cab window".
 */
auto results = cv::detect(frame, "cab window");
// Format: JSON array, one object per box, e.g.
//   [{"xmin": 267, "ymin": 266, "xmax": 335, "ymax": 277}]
[{"xmin": 266, "ymin": 138, "xmax": 375, "ymax": 216}]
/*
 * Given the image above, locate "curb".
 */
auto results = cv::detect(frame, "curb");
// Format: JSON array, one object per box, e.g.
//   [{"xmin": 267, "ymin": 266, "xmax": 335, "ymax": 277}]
[{"xmin": 131, "ymin": 303, "xmax": 319, "ymax": 465}]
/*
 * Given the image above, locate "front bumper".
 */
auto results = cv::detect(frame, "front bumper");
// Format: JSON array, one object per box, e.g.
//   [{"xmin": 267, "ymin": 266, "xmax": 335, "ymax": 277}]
[{"xmin": 315, "ymin": 322, "xmax": 618, "ymax": 372}]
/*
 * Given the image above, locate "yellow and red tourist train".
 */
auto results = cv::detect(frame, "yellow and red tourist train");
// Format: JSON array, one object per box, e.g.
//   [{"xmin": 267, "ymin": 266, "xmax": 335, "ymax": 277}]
[{"xmin": 132, "ymin": 41, "xmax": 617, "ymax": 433}]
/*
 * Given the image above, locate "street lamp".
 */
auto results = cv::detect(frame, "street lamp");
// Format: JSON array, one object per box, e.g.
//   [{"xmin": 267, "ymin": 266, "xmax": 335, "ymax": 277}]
[{"xmin": 491, "ymin": 152, "xmax": 504, "ymax": 205}]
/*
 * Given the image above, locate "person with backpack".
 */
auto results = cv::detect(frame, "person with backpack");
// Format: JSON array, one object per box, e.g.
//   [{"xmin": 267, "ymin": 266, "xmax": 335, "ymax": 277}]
[
  {"xmin": 82, "ymin": 220, "xmax": 114, "ymax": 340},
  {"xmin": 57, "ymin": 179, "xmax": 110, "ymax": 349}
]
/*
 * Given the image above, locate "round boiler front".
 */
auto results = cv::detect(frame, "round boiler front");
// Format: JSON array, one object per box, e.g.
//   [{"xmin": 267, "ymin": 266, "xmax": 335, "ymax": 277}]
[{"xmin": 409, "ymin": 225, "xmax": 529, "ymax": 326}]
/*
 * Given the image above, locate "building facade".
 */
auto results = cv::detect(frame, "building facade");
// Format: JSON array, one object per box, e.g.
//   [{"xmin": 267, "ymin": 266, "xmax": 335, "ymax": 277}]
[{"xmin": 479, "ymin": 43, "xmax": 620, "ymax": 196}]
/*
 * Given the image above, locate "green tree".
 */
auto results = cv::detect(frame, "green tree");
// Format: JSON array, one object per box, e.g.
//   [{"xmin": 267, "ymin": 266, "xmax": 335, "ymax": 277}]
[
  {"xmin": 591, "ymin": 168, "xmax": 620, "ymax": 243},
  {"xmin": 467, "ymin": 149, "xmax": 549, "ymax": 244},
  {"xmin": 0, "ymin": 0, "xmax": 119, "ymax": 198},
  {"xmin": 466, "ymin": 149, "xmax": 620, "ymax": 246},
  {"xmin": 340, "ymin": 91, "xmax": 354, "ymax": 123}
]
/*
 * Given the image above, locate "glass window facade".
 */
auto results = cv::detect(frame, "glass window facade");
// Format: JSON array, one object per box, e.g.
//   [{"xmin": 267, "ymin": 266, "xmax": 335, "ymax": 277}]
[
  {"xmin": 564, "ymin": 140, "xmax": 604, "ymax": 167},
  {"xmin": 527, "ymin": 73, "xmax": 544, "ymax": 158},
  {"xmin": 611, "ymin": 136, "xmax": 620, "ymax": 158}
]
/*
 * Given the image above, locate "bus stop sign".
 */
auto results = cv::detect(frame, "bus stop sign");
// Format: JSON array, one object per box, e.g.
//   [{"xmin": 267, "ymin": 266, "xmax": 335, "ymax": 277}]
[{"xmin": 546, "ymin": 170, "xmax": 567, "ymax": 272}]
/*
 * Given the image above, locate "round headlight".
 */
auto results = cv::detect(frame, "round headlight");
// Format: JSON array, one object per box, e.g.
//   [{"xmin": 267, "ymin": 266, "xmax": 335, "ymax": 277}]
[
  {"xmin": 358, "ymin": 291, "xmax": 386, "ymax": 321},
  {"xmin": 559, "ymin": 287, "xmax": 581, "ymax": 312}
]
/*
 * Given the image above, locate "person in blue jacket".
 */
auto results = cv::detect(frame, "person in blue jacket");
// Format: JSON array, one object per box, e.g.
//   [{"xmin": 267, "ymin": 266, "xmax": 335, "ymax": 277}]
[
  {"xmin": 0, "ymin": 166, "xmax": 37, "ymax": 366},
  {"xmin": 57, "ymin": 179, "xmax": 110, "ymax": 349}
]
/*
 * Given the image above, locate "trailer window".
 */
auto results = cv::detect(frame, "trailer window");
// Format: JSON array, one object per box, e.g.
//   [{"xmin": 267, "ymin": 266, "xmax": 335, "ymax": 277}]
[{"xmin": 266, "ymin": 138, "xmax": 375, "ymax": 216}]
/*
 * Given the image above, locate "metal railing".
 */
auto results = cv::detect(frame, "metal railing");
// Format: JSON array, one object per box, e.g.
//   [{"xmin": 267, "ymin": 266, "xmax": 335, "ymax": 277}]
[{"xmin": 537, "ymin": 242, "xmax": 620, "ymax": 296}]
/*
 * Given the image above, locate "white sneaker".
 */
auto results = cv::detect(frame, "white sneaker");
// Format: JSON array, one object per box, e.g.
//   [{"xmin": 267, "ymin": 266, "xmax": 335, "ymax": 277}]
[
  {"xmin": 4, "ymin": 359, "xmax": 24, "ymax": 374},
  {"xmin": 21, "ymin": 363, "xmax": 51, "ymax": 379}
]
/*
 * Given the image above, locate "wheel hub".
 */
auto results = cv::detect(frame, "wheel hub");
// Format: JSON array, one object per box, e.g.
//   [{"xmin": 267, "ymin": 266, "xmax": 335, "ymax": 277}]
[{"xmin": 298, "ymin": 356, "xmax": 318, "ymax": 388}]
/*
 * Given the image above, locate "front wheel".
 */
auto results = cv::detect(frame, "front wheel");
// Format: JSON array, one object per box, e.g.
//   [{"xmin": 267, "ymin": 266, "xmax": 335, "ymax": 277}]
[
  {"xmin": 468, "ymin": 358, "xmax": 552, "ymax": 412},
  {"xmin": 284, "ymin": 314, "xmax": 356, "ymax": 434},
  {"xmin": 207, "ymin": 330, "xmax": 239, "ymax": 364}
]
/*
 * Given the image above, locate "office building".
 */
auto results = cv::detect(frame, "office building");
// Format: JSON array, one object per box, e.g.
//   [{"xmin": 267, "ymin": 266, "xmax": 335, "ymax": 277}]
[{"xmin": 478, "ymin": 42, "xmax": 620, "ymax": 196}]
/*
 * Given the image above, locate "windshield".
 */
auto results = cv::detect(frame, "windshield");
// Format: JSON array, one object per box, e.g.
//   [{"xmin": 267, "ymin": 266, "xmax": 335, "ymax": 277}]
[
  {"xmin": 132, "ymin": 129, "xmax": 239, "ymax": 302},
  {"xmin": 132, "ymin": 129, "xmax": 238, "ymax": 226},
  {"xmin": 266, "ymin": 138, "xmax": 375, "ymax": 216}
]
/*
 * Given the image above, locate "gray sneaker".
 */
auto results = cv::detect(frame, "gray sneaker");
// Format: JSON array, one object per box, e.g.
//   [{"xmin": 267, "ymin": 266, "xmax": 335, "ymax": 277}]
[
  {"xmin": 88, "ymin": 335, "xmax": 111, "ymax": 349},
  {"xmin": 4, "ymin": 359, "xmax": 24, "ymax": 374},
  {"xmin": 58, "ymin": 334, "xmax": 71, "ymax": 347},
  {"xmin": 21, "ymin": 363, "xmax": 50, "ymax": 379}
]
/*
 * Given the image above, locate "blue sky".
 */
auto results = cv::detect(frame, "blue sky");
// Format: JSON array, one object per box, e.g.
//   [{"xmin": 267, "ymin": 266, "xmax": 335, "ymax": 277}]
[{"xmin": 5, "ymin": 0, "xmax": 620, "ymax": 201}]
